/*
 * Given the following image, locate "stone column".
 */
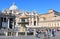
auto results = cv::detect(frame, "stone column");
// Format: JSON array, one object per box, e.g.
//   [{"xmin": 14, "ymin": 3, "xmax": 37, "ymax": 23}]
[
  {"xmin": 59, "ymin": 22, "xmax": 60, "ymax": 27},
  {"xmin": 32, "ymin": 17, "xmax": 34, "ymax": 26},
  {"xmin": 25, "ymin": 30, "xmax": 27, "ymax": 36},
  {"xmin": 29, "ymin": 17, "xmax": 30, "ymax": 26},
  {"xmin": 8, "ymin": 19, "xmax": 9, "ymax": 28},
  {"xmin": 5, "ymin": 32, "xmax": 8, "ymax": 36},
  {"xmin": 13, "ymin": 22, "xmax": 14, "ymax": 29},
  {"xmin": 16, "ymin": 32, "xmax": 18, "ymax": 36},
  {"xmin": 33, "ymin": 29, "xmax": 36, "ymax": 36},
  {"xmin": 36, "ymin": 16, "xmax": 38, "ymax": 26},
  {"xmin": 13, "ymin": 19, "xmax": 15, "ymax": 29},
  {"xmin": 3, "ymin": 18, "xmax": 4, "ymax": 22}
]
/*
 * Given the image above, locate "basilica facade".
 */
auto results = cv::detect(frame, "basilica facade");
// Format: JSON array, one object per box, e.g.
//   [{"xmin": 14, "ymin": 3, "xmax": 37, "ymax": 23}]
[{"xmin": 0, "ymin": 3, "xmax": 60, "ymax": 36}]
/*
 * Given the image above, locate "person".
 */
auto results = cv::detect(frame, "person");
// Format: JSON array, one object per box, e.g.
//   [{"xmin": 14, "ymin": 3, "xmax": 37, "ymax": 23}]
[
  {"xmin": 52, "ymin": 29, "xmax": 55, "ymax": 37},
  {"xmin": 43, "ymin": 29, "xmax": 50, "ymax": 39},
  {"xmin": 43, "ymin": 29, "xmax": 48, "ymax": 39},
  {"xmin": 50, "ymin": 29, "xmax": 55, "ymax": 37},
  {"xmin": 43, "ymin": 32, "xmax": 47, "ymax": 39},
  {"xmin": 36, "ymin": 31, "xmax": 40, "ymax": 38}
]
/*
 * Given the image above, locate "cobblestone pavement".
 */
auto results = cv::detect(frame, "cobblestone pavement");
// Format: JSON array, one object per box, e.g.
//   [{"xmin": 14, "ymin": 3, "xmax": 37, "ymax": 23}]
[{"xmin": 0, "ymin": 31, "xmax": 60, "ymax": 39}]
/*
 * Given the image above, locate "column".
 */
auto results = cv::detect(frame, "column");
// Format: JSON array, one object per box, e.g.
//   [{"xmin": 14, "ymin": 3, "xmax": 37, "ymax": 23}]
[
  {"xmin": 29, "ymin": 17, "xmax": 30, "ymax": 26},
  {"xmin": 3, "ymin": 18, "xmax": 4, "ymax": 22},
  {"xmin": 32, "ymin": 17, "xmax": 34, "ymax": 26},
  {"xmin": 59, "ymin": 22, "xmax": 60, "ymax": 27},
  {"xmin": 36, "ymin": 16, "xmax": 37, "ymax": 26},
  {"xmin": 16, "ymin": 32, "xmax": 18, "ymax": 36},
  {"xmin": 13, "ymin": 19, "xmax": 15, "ymax": 29},
  {"xmin": 25, "ymin": 30, "xmax": 27, "ymax": 36},
  {"xmin": 8, "ymin": 19, "xmax": 9, "ymax": 28},
  {"xmin": 5, "ymin": 32, "xmax": 8, "ymax": 36},
  {"xmin": 13, "ymin": 22, "xmax": 14, "ymax": 29},
  {"xmin": 25, "ymin": 27, "xmax": 28, "ymax": 36},
  {"xmin": 11, "ymin": 32, "xmax": 12, "ymax": 36},
  {"xmin": 33, "ymin": 29, "xmax": 36, "ymax": 36}
]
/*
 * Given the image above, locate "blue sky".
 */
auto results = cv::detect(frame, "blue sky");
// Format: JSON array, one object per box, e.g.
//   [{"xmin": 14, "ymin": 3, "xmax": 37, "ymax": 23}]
[{"xmin": 0, "ymin": 0, "xmax": 60, "ymax": 14}]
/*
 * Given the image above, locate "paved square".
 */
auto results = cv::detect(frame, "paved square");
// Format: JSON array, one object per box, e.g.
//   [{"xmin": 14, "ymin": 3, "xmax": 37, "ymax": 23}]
[{"xmin": 0, "ymin": 31, "xmax": 60, "ymax": 39}]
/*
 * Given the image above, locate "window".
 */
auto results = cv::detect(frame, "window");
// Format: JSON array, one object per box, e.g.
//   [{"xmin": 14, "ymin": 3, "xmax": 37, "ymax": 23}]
[
  {"xmin": 20, "ymin": 18, "xmax": 28, "ymax": 22},
  {"xmin": 21, "ymin": 18, "xmax": 25, "ymax": 22},
  {"xmin": 25, "ymin": 19, "xmax": 28, "ymax": 22},
  {"xmin": 34, "ymin": 21, "xmax": 36, "ymax": 26},
  {"xmin": 4, "ymin": 18, "xmax": 6, "ymax": 22}
]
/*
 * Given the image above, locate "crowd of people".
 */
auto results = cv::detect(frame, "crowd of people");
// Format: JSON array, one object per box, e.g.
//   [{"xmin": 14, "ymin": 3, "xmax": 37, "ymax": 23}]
[{"xmin": 35, "ymin": 28, "xmax": 56, "ymax": 39}]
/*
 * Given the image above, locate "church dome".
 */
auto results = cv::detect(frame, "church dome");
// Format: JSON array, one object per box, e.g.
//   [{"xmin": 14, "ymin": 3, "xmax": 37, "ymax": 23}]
[{"xmin": 9, "ymin": 3, "xmax": 18, "ymax": 10}]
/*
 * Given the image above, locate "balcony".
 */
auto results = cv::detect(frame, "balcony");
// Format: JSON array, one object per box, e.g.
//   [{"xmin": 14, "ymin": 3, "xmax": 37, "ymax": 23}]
[
  {"xmin": 18, "ymin": 18, "xmax": 29, "ymax": 24},
  {"xmin": 18, "ymin": 21, "xmax": 29, "ymax": 24}
]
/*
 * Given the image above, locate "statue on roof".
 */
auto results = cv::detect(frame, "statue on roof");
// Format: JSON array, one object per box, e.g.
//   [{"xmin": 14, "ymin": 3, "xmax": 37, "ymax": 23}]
[{"xmin": 9, "ymin": 2, "xmax": 18, "ymax": 10}]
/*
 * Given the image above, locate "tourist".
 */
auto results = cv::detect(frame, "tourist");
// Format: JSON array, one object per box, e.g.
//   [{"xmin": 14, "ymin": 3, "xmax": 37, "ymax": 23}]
[
  {"xmin": 36, "ymin": 31, "xmax": 40, "ymax": 38},
  {"xmin": 52, "ymin": 29, "xmax": 55, "ymax": 36},
  {"xmin": 50, "ymin": 29, "xmax": 55, "ymax": 37}
]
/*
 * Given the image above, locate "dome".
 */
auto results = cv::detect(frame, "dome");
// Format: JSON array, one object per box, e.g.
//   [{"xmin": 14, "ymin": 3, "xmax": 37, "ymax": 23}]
[{"xmin": 9, "ymin": 3, "xmax": 18, "ymax": 10}]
